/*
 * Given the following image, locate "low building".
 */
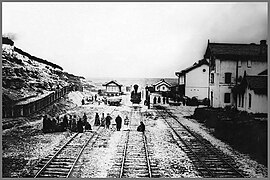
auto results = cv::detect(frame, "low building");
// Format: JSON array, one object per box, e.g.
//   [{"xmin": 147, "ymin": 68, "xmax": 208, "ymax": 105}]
[
  {"xmin": 102, "ymin": 80, "xmax": 123, "ymax": 96},
  {"xmin": 233, "ymin": 73, "xmax": 267, "ymax": 114},
  {"xmin": 153, "ymin": 79, "xmax": 172, "ymax": 92},
  {"xmin": 175, "ymin": 59, "xmax": 209, "ymax": 100}
]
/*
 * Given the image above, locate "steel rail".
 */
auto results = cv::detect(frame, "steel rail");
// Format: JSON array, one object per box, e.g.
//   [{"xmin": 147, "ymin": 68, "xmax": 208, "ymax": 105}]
[
  {"xmin": 161, "ymin": 106, "xmax": 245, "ymax": 178},
  {"xmin": 119, "ymin": 129, "xmax": 130, "ymax": 178},
  {"xmin": 156, "ymin": 109, "xmax": 215, "ymax": 177},
  {"xmin": 67, "ymin": 126, "xmax": 102, "ymax": 177},
  {"xmin": 34, "ymin": 132, "xmax": 79, "ymax": 178},
  {"xmin": 142, "ymin": 133, "xmax": 152, "ymax": 178}
]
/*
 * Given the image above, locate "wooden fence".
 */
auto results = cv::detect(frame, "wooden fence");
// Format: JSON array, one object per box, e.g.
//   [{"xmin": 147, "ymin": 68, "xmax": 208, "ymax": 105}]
[{"xmin": 2, "ymin": 86, "xmax": 70, "ymax": 118}]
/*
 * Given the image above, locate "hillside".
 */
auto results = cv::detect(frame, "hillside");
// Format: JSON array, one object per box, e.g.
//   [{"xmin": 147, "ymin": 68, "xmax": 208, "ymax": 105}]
[{"xmin": 2, "ymin": 37, "xmax": 84, "ymax": 108}]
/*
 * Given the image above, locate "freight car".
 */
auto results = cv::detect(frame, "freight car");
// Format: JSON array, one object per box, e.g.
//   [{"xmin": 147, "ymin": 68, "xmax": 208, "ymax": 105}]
[{"xmin": 107, "ymin": 96, "xmax": 122, "ymax": 106}]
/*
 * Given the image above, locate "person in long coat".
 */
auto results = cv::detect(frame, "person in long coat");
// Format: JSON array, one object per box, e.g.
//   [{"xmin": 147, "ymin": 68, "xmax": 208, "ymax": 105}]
[
  {"xmin": 83, "ymin": 113, "xmax": 87, "ymax": 126},
  {"xmin": 115, "ymin": 115, "xmax": 122, "ymax": 131},
  {"xmin": 77, "ymin": 118, "xmax": 84, "ymax": 133},
  {"xmin": 71, "ymin": 115, "xmax": 77, "ymax": 132},
  {"xmin": 42, "ymin": 115, "xmax": 49, "ymax": 133},
  {"xmin": 100, "ymin": 113, "xmax": 105, "ymax": 127},
  {"xmin": 94, "ymin": 113, "xmax": 100, "ymax": 126},
  {"xmin": 105, "ymin": 113, "xmax": 112, "ymax": 129},
  {"xmin": 63, "ymin": 115, "xmax": 68, "ymax": 129}
]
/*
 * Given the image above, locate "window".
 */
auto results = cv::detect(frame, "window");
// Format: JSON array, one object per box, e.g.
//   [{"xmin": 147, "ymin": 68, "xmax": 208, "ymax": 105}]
[
  {"xmin": 247, "ymin": 60, "xmax": 252, "ymax": 68},
  {"xmin": 225, "ymin": 73, "xmax": 231, "ymax": 84},
  {"xmin": 238, "ymin": 60, "xmax": 242, "ymax": 67},
  {"xmin": 224, "ymin": 93, "xmax": 230, "ymax": 103},
  {"xmin": 210, "ymin": 73, "xmax": 214, "ymax": 83},
  {"xmin": 248, "ymin": 93, "xmax": 251, "ymax": 108}
]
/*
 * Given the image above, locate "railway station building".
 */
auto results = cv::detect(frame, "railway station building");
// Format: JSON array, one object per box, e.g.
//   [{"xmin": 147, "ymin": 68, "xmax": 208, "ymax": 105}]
[
  {"xmin": 102, "ymin": 80, "xmax": 123, "ymax": 96},
  {"xmin": 153, "ymin": 79, "xmax": 172, "ymax": 92},
  {"xmin": 175, "ymin": 59, "xmax": 209, "ymax": 100},
  {"xmin": 204, "ymin": 40, "xmax": 267, "ymax": 108}
]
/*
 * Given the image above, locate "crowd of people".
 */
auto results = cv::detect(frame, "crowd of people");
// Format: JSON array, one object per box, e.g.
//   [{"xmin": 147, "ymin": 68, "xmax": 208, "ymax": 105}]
[
  {"xmin": 42, "ymin": 112, "xmax": 145, "ymax": 133},
  {"xmin": 42, "ymin": 113, "xmax": 92, "ymax": 133}
]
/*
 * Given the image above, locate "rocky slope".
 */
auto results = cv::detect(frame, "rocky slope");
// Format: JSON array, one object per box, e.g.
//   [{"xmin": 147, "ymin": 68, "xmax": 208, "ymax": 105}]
[{"xmin": 2, "ymin": 37, "xmax": 84, "ymax": 107}]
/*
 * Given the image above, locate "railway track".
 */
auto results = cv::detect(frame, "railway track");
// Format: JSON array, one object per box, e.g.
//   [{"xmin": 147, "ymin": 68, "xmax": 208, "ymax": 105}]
[
  {"xmin": 155, "ymin": 105, "xmax": 246, "ymax": 178},
  {"xmin": 107, "ymin": 106, "xmax": 155, "ymax": 178},
  {"xmin": 34, "ymin": 108, "xmax": 117, "ymax": 178},
  {"xmin": 33, "ymin": 129, "xmax": 101, "ymax": 178},
  {"xmin": 119, "ymin": 107, "xmax": 152, "ymax": 178}
]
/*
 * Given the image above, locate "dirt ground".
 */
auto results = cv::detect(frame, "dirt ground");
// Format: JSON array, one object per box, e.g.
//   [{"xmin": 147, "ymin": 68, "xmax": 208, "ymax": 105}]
[{"xmin": 2, "ymin": 91, "xmax": 268, "ymax": 178}]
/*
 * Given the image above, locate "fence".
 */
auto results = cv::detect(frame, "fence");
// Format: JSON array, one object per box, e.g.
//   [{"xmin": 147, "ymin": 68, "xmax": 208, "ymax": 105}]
[{"xmin": 2, "ymin": 86, "xmax": 70, "ymax": 118}]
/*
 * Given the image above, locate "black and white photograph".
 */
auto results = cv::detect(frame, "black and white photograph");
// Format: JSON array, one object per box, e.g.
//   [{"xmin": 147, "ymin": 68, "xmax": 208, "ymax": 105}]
[{"xmin": 1, "ymin": 2, "xmax": 268, "ymax": 178}]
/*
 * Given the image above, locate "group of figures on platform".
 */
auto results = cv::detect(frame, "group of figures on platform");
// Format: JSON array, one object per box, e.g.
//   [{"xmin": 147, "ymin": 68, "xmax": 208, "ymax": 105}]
[
  {"xmin": 42, "ymin": 112, "xmax": 132, "ymax": 133},
  {"xmin": 42, "ymin": 113, "xmax": 92, "ymax": 133}
]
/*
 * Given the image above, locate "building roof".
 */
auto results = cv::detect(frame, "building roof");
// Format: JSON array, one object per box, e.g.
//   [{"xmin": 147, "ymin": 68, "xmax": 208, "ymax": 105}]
[
  {"xmin": 204, "ymin": 40, "xmax": 267, "ymax": 60},
  {"xmin": 233, "ymin": 75, "xmax": 267, "ymax": 95},
  {"xmin": 175, "ymin": 59, "xmax": 209, "ymax": 76},
  {"xmin": 153, "ymin": 79, "xmax": 172, "ymax": 87},
  {"xmin": 102, "ymin": 80, "xmax": 122, "ymax": 87},
  {"xmin": 258, "ymin": 69, "xmax": 267, "ymax": 75},
  {"xmin": 245, "ymin": 76, "xmax": 267, "ymax": 92}
]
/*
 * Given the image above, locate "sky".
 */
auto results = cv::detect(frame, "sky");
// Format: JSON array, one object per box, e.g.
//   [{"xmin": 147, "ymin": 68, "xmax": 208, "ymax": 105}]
[{"xmin": 2, "ymin": 2, "xmax": 268, "ymax": 79}]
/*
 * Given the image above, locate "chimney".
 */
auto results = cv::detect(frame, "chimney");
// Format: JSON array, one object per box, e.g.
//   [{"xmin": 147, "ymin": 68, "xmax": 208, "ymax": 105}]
[
  {"xmin": 260, "ymin": 40, "xmax": 267, "ymax": 45},
  {"xmin": 260, "ymin": 40, "xmax": 267, "ymax": 56}
]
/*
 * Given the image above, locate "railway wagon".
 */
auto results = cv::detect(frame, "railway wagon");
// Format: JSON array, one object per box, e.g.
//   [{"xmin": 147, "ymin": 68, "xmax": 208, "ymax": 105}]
[{"xmin": 107, "ymin": 96, "xmax": 122, "ymax": 106}]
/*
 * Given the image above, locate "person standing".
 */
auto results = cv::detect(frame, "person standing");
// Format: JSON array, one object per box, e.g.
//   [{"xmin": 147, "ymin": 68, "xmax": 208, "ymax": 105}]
[
  {"xmin": 105, "ymin": 113, "xmax": 112, "ymax": 129},
  {"xmin": 77, "ymin": 118, "xmax": 83, "ymax": 133},
  {"xmin": 94, "ymin": 113, "xmax": 100, "ymax": 126},
  {"xmin": 115, "ymin": 115, "xmax": 122, "ymax": 131},
  {"xmin": 124, "ymin": 116, "xmax": 129, "ymax": 128},
  {"xmin": 83, "ymin": 113, "xmax": 87, "ymax": 126},
  {"xmin": 42, "ymin": 115, "xmax": 49, "ymax": 133},
  {"xmin": 71, "ymin": 115, "xmax": 77, "ymax": 132},
  {"xmin": 63, "ymin": 115, "xmax": 68, "ymax": 130},
  {"xmin": 100, "ymin": 113, "xmax": 105, "ymax": 127}
]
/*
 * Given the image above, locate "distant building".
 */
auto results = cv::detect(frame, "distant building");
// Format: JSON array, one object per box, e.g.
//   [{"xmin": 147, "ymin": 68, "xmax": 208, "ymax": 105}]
[
  {"xmin": 102, "ymin": 80, "xmax": 123, "ymax": 96},
  {"xmin": 233, "ymin": 73, "xmax": 267, "ymax": 113},
  {"xmin": 204, "ymin": 40, "xmax": 267, "ymax": 108},
  {"xmin": 175, "ymin": 59, "xmax": 209, "ymax": 100},
  {"xmin": 153, "ymin": 79, "xmax": 172, "ymax": 92}
]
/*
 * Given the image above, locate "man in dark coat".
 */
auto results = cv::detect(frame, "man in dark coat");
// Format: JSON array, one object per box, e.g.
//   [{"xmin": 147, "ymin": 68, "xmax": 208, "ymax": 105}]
[
  {"xmin": 77, "ymin": 118, "xmax": 84, "ymax": 133},
  {"xmin": 63, "ymin": 115, "xmax": 68, "ymax": 129},
  {"xmin": 105, "ymin": 113, "xmax": 112, "ymax": 129},
  {"xmin": 137, "ymin": 121, "xmax": 145, "ymax": 133},
  {"xmin": 94, "ymin": 113, "xmax": 100, "ymax": 126},
  {"xmin": 115, "ymin": 115, "xmax": 122, "ymax": 131},
  {"xmin": 42, "ymin": 115, "xmax": 49, "ymax": 133},
  {"xmin": 83, "ymin": 113, "xmax": 87, "ymax": 126}
]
